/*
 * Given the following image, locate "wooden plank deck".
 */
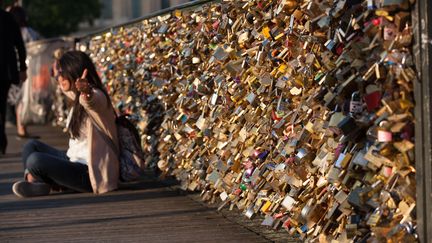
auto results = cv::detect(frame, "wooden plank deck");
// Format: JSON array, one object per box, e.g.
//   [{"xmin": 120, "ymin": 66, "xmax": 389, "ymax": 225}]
[{"xmin": 0, "ymin": 125, "xmax": 271, "ymax": 242}]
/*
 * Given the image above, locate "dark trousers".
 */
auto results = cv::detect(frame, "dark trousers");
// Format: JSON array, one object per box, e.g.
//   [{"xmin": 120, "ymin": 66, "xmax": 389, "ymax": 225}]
[
  {"xmin": 0, "ymin": 84, "xmax": 10, "ymax": 152},
  {"xmin": 6, "ymin": 103, "xmax": 16, "ymax": 125},
  {"xmin": 23, "ymin": 139, "xmax": 92, "ymax": 193}
]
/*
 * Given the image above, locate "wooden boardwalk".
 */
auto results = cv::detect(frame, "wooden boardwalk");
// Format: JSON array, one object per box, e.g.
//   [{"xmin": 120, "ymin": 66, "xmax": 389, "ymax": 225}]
[{"xmin": 0, "ymin": 125, "xmax": 273, "ymax": 242}]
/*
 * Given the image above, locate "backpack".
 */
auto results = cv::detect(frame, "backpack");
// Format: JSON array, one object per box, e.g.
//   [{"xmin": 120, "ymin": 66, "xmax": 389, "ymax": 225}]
[
  {"xmin": 116, "ymin": 115, "xmax": 146, "ymax": 181},
  {"xmin": 89, "ymin": 114, "xmax": 146, "ymax": 182}
]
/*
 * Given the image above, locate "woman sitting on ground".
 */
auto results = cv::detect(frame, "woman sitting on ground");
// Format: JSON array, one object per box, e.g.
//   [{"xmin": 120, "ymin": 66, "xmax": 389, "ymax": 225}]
[{"xmin": 12, "ymin": 50, "xmax": 119, "ymax": 197}]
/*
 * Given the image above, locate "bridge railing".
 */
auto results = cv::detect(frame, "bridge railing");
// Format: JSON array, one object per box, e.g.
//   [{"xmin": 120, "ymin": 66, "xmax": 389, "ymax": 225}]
[{"xmin": 75, "ymin": 0, "xmax": 422, "ymax": 242}]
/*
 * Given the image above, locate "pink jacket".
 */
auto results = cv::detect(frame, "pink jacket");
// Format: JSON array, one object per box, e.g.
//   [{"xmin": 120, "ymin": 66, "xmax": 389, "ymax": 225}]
[{"xmin": 66, "ymin": 89, "xmax": 119, "ymax": 194}]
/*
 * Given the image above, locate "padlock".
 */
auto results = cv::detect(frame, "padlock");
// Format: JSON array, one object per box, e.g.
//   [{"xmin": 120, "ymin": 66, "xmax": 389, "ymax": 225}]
[
  {"xmin": 364, "ymin": 84, "xmax": 381, "ymax": 111},
  {"xmin": 326, "ymin": 166, "xmax": 341, "ymax": 183},
  {"xmin": 335, "ymin": 144, "xmax": 357, "ymax": 169},
  {"xmin": 377, "ymin": 120, "xmax": 393, "ymax": 142},
  {"xmin": 321, "ymin": 89, "xmax": 336, "ymax": 109},
  {"xmin": 295, "ymin": 147, "xmax": 314, "ymax": 164},
  {"xmin": 351, "ymin": 148, "xmax": 368, "ymax": 167},
  {"xmin": 349, "ymin": 91, "xmax": 363, "ymax": 114},
  {"xmin": 324, "ymin": 39, "xmax": 336, "ymax": 51},
  {"xmin": 337, "ymin": 116, "xmax": 357, "ymax": 136}
]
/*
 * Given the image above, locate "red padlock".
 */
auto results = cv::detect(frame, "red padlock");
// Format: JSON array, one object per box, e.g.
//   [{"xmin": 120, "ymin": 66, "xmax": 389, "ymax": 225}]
[{"xmin": 364, "ymin": 84, "xmax": 381, "ymax": 111}]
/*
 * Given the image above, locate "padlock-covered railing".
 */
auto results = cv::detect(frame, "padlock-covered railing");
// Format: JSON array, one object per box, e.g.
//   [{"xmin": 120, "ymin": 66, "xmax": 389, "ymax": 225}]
[{"xmin": 76, "ymin": 0, "xmax": 418, "ymax": 241}]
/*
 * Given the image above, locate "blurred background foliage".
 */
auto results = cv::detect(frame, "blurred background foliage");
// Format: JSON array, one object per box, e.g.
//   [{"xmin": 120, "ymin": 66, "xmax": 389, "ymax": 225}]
[{"xmin": 2, "ymin": 0, "xmax": 101, "ymax": 37}]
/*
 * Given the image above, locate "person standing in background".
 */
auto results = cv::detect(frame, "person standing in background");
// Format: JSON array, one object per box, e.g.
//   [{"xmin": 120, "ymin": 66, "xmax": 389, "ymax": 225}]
[
  {"xmin": 0, "ymin": 0, "xmax": 27, "ymax": 154},
  {"xmin": 8, "ymin": 5, "xmax": 41, "ymax": 139}
]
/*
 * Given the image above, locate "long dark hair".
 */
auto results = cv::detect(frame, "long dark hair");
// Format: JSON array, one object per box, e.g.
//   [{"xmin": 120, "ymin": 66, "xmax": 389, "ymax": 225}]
[{"xmin": 58, "ymin": 51, "xmax": 111, "ymax": 138}]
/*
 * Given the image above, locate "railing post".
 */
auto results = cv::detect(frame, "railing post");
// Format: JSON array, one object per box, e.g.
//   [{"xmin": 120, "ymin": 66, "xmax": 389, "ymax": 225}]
[{"xmin": 413, "ymin": 0, "xmax": 432, "ymax": 242}]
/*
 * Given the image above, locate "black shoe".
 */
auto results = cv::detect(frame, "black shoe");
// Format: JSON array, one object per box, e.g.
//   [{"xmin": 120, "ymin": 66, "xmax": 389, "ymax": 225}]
[{"xmin": 12, "ymin": 181, "xmax": 51, "ymax": 198}]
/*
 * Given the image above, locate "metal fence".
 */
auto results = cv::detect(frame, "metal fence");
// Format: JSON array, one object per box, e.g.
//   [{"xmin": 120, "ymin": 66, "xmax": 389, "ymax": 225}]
[
  {"xmin": 412, "ymin": 0, "xmax": 432, "ymax": 242},
  {"xmin": 74, "ymin": 0, "xmax": 430, "ymax": 241}
]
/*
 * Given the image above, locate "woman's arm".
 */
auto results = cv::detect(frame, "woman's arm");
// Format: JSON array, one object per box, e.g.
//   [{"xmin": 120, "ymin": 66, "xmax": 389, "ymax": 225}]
[
  {"xmin": 79, "ymin": 88, "xmax": 110, "ymax": 115},
  {"xmin": 75, "ymin": 69, "xmax": 111, "ymax": 115}
]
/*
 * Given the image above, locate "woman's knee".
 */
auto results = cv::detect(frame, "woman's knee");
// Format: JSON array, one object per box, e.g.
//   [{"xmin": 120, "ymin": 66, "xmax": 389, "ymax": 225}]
[
  {"xmin": 25, "ymin": 152, "xmax": 45, "ymax": 171},
  {"xmin": 23, "ymin": 139, "xmax": 41, "ymax": 153}
]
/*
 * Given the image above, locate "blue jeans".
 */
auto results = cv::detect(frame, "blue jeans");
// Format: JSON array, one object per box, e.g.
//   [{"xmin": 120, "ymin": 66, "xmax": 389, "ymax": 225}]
[{"xmin": 22, "ymin": 139, "xmax": 92, "ymax": 193}]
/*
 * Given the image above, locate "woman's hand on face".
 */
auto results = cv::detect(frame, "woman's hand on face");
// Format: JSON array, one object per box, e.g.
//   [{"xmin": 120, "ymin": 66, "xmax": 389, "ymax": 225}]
[{"xmin": 75, "ymin": 69, "xmax": 91, "ymax": 94}]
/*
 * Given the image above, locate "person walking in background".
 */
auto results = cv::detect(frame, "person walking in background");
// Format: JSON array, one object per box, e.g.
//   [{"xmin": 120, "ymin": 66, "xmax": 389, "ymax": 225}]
[
  {"xmin": 8, "ymin": 5, "xmax": 41, "ymax": 139},
  {"xmin": 0, "ymin": 0, "xmax": 27, "ymax": 154},
  {"xmin": 12, "ymin": 51, "xmax": 120, "ymax": 197}
]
